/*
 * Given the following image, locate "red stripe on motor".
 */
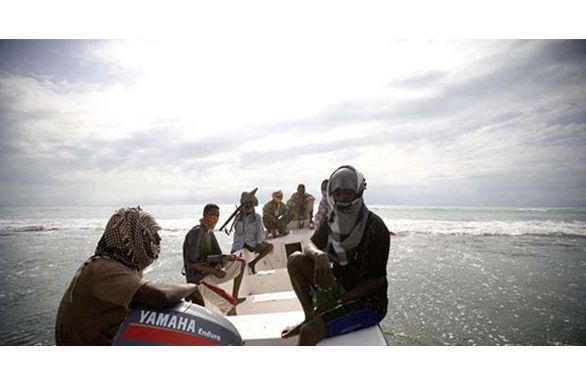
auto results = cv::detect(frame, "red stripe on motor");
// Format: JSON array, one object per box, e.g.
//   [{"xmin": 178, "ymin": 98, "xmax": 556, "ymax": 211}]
[{"xmin": 122, "ymin": 324, "xmax": 221, "ymax": 346}]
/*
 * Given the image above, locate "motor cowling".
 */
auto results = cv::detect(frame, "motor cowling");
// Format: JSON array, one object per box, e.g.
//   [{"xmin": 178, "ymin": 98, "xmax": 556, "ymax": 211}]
[{"xmin": 113, "ymin": 301, "xmax": 243, "ymax": 346}]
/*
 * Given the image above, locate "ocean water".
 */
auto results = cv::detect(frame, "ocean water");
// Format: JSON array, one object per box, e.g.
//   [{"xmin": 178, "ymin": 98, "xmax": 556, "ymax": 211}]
[{"xmin": 0, "ymin": 205, "xmax": 585, "ymax": 346}]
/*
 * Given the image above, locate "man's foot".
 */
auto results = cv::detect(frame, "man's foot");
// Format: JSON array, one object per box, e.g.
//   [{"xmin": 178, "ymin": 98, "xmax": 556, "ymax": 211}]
[
  {"xmin": 281, "ymin": 321, "xmax": 307, "ymax": 339},
  {"xmin": 248, "ymin": 263, "xmax": 256, "ymax": 275},
  {"xmin": 227, "ymin": 307, "xmax": 237, "ymax": 316},
  {"xmin": 236, "ymin": 297, "xmax": 247, "ymax": 305}
]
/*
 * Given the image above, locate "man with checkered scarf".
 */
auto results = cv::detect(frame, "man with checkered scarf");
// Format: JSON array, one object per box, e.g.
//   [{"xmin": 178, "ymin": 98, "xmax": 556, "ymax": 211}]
[{"xmin": 55, "ymin": 207, "xmax": 200, "ymax": 345}]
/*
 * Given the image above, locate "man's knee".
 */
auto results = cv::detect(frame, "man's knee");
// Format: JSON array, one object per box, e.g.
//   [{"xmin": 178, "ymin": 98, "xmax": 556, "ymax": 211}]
[
  {"xmin": 265, "ymin": 242, "xmax": 274, "ymax": 253},
  {"xmin": 287, "ymin": 251, "xmax": 305, "ymax": 273}
]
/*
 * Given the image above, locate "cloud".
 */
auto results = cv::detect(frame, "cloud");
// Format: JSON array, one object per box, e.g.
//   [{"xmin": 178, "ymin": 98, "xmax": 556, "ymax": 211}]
[{"xmin": 0, "ymin": 40, "xmax": 585, "ymax": 206}]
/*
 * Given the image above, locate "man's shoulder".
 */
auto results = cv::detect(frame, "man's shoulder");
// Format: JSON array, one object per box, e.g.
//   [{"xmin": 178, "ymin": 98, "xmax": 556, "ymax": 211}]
[
  {"xmin": 189, "ymin": 224, "xmax": 203, "ymax": 232},
  {"xmin": 87, "ymin": 257, "xmax": 134, "ymax": 275},
  {"xmin": 185, "ymin": 225, "xmax": 204, "ymax": 238},
  {"xmin": 367, "ymin": 210, "xmax": 389, "ymax": 233}
]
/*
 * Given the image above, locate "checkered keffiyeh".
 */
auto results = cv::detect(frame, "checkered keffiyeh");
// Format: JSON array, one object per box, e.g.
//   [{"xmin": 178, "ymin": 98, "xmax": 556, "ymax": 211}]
[
  {"xmin": 93, "ymin": 206, "xmax": 161, "ymax": 271},
  {"xmin": 68, "ymin": 207, "xmax": 161, "ymax": 303}
]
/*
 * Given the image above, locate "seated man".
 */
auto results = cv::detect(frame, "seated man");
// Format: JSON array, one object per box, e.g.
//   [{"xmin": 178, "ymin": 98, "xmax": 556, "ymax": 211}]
[
  {"xmin": 183, "ymin": 204, "xmax": 246, "ymax": 316},
  {"xmin": 262, "ymin": 189, "xmax": 289, "ymax": 238},
  {"xmin": 281, "ymin": 166, "xmax": 390, "ymax": 345},
  {"xmin": 55, "ymin": 207, "xmax": 201, "ymax": 345},
  {"xmin": 232, "ymin": 191, "xmax": 274, "ymax": 275},
  {"xmin": 286, "ymin": 183, "xmax": 316, "ymax": 227}
]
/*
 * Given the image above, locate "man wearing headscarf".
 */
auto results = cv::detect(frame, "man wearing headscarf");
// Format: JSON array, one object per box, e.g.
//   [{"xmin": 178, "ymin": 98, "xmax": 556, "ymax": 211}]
[
  {"xmin": 281, "ymin": 166, "xmax": 390, "ymax": 345},
  {"xmin": 231, "ymin": 191, "xmax": 274, "ymax": 274},
  {"xmin": 55, "ymin": 207, "xmax": 200, "ymax": 345},
  {"xmin": 262, "ymin": 190, "xmax": 289, "ymax": 238}
]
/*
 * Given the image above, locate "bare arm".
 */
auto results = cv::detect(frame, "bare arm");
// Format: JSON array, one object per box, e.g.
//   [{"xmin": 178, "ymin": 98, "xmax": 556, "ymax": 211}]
[
  {"xmin": 339, "ymin": 277, "xmax": 385, "ymax": 303},
  {"xmin": 303, "ymin": 240, "xmax": 325, "ymax": 258},
  {"xmin": 303, "ymin": 241, "xmax": 333, "ymax": 288},
  {"xmin": 132, "ymin": 282, "xmax": 199, "ymax": 308}
]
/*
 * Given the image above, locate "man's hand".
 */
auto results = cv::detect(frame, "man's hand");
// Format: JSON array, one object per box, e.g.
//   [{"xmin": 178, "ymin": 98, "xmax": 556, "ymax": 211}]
[
  {"xmin": 222, "ymin": 254, "xmax": 235, "ymax": 264},
  {"xmin": 315, "ymin": 299, "xmax": 340, "ymax": 316},
  {"xmin": 214, "ymin": 269, "xmax": 227, "ymax": 279},
  {"xmin": 314, "ymin": 252, "xmax": 334, "ymax": 288}
]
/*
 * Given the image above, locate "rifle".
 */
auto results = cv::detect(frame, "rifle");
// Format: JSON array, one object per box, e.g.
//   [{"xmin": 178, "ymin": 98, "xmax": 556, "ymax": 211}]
[{"xmin": 218, "ymin": 187, "xmax": 258, "ymax": 235}]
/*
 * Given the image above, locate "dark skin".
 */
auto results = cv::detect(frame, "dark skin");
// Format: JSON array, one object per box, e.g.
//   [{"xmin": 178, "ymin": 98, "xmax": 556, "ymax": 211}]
[
  {"xmin": 297, "ymin": 185, "xmax": 305, "ymax": 196},
  {"xmin": 281, "ymin": 187, "xmax": 385, "ymax": 345}
]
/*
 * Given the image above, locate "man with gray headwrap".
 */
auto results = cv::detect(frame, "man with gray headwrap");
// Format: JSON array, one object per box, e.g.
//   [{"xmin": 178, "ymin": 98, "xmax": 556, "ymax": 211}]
[
  {"xmin": 55, "ymin": 207, "xmax": 200, "ymax": 345},
  {"xmin": 282, "ymin": 166, "xmax": 390, "ymax": 345}
]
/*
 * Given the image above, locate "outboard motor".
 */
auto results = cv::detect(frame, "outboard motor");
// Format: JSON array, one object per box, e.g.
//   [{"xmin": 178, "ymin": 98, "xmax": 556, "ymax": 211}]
[{"xmin": 113, "ymin": 301, "xmax": 243, "ymax": 346}]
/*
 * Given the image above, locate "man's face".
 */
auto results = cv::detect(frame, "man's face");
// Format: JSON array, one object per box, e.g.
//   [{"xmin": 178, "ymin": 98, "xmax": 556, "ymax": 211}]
[
  {"xmin": 242, "ymin": 201, "xmax": 254, "ymax": 215},
  {"xmin": 331, "ymin": 188, "xmax": 356, "ymax": 204},
  {"xmin": 205, "ymin": 208, "xmax": 220, "ymax": 229},
  {"xmin": 145, "ymin": 230, "xmax": 161, "ymax": 260},
  {"xmin": 297, "ymin": 185, "xmax": 305, "ymax": 195},
  {"xmin": 273, "ymin": 194, "xmax": 283, "ymax": 203}
]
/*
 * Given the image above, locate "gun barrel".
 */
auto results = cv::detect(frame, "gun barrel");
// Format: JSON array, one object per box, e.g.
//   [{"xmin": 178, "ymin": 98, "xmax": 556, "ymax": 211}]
[{"xmin": 218, "ymin": 187, "xmax": 259, "ymax": 234}]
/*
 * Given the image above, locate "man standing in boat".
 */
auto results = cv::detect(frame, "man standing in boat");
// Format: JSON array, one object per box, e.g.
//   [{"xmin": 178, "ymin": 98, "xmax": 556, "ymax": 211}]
[
  {"xmin": 183, "ymin": 204, "xmax": 246, "ymax": 316},
  {"xmin": 231, "ymin": 191, "xmax": 274, "ymax": 274},
  {"xmin": 281, "ymin": 166, "xmax": 390, "ymax": 345}
]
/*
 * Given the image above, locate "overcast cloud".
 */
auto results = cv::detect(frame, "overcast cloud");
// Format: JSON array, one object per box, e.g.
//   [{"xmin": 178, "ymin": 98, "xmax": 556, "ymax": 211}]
[{"xmin": 0, "ymin": 39, "xmax": 585, "ymax": 207}]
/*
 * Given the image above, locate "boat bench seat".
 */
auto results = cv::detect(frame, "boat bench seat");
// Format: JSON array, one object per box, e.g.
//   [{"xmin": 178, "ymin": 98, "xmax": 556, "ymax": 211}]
[
  {"xmin": 237, "ymin": 290, "xmax": 301, "ymax": 315},
  {"xmin": 228, "ymin": 309, "xmax": 388, "ymax": 346},
  {"xmin": 227, "ymin": 310, "xmax": 304, "ymax": 346}
]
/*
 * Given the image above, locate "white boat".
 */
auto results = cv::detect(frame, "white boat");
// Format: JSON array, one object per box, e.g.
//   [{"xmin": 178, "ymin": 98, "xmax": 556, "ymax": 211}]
[
  {"xmin": 216, "ymin": 218, "xmax": 389, "ymax": 346},
  {"xmin": 113, "ymin": 217, "xmax": 388, "ymax": 346}
]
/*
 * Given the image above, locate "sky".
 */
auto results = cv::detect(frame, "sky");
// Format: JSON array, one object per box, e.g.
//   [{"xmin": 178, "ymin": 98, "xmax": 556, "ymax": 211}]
[{"xmin": 0, "ymin": 37, "xmax": 585, "ymax": 207}]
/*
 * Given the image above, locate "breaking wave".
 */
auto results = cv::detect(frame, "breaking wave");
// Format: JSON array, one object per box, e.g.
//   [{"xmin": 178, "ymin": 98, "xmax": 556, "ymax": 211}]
[
  {"xmin": 14, "ymin": 225, "xmax": 60, "ymax": 232},
  {"xmin": 2, "ymin": 216, "xmax": 586, "ymax": 238},
  {"xmin": 385, "ymin": 219, "xmax": 586, "ymax": 237}
]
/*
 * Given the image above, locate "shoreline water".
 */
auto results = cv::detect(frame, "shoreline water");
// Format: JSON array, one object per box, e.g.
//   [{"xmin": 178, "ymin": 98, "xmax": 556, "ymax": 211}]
[{"xmin": 1, "ymin": 205, "xmax": 585, "ymax": 345}]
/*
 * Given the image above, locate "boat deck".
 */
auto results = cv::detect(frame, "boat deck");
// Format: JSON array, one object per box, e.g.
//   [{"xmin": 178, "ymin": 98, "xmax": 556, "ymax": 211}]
[{"xmin": 214, "ymin": 224, "xmax": 388, "ymax": 346}]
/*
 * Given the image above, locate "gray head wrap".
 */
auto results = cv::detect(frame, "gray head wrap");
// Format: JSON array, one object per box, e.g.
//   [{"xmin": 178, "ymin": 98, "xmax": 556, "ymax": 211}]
[{"xmin": 326, "ymin": 165, "xmax": 369, "ymax": 265}]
